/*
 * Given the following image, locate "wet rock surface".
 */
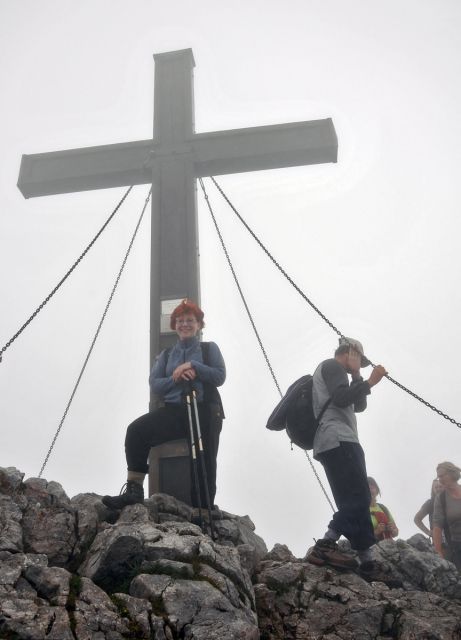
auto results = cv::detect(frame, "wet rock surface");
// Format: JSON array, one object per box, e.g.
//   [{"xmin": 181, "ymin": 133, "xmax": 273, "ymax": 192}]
[{"xmin": 1, "ymin": 466, "xmax": 461, "ymax": 639}]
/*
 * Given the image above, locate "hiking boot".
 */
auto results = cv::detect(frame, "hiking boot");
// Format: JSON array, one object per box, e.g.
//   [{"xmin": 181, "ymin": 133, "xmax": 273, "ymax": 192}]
[
  {"xmin": 102, "ymin": 481, "xmax": 144, "ymax": 510},
  {"xmin": 305, "ymin": 539, "xmax": 358, "ymax": 570},
  {"xmin": 359, "ymin": 560, "xmax": 403, "ymax": 588}
]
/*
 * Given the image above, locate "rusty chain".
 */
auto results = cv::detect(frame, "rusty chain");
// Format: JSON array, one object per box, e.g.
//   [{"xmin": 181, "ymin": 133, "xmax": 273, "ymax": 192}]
[
  {"xmin": 0, "ymin": 186, "xmax": 134, "ymax": 363},
  {"xmin": 208, "ymin": 176, "xmax": 461, "ymax": 430}
]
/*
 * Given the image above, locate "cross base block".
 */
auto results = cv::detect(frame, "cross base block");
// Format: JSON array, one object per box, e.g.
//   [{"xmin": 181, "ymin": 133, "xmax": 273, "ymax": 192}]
[{"xmin": 148, "ymin": 439, "xmax": 191, "ymax": 505}]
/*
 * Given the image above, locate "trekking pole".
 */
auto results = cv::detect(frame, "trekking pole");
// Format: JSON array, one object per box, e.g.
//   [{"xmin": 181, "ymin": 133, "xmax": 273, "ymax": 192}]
[
  {"xmin": 185, "ymin": 389, "xmax": 203, "ymax": 531},
  {"xmin": 191, "ymin": 388, "xmax": 216, "ymax": 540}
]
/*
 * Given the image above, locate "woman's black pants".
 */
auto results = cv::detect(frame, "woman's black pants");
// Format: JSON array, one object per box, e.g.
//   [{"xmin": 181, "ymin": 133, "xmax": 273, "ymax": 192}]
[{"xmin": 124, "ymin": 402, "xmax": 222, "ymax": 507}]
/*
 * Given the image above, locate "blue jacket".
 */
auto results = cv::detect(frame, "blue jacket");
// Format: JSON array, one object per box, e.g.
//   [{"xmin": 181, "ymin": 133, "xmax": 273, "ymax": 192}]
[{"xmin": 149, "ymin": 336, "xmax": 226, "ymax": 404}]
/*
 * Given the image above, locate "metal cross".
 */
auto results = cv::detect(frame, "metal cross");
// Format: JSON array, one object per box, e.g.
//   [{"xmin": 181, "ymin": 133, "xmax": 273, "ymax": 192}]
[{"xmin": 17, "ymin": 48, "xmax": 337, "ymax": 401}]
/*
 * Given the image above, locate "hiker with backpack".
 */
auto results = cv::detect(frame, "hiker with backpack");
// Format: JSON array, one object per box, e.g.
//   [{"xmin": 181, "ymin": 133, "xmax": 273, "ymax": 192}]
[
  {"xmin": 305, "ymin": 337, "xmax": 392, "ymax": 583},
  {"xmin": 367, "ymin": 476, "xmax": 399, "ymax": 542},
  {"xmin": 102, "ymin": 299, "xmax": 225, "ymax": 511}
]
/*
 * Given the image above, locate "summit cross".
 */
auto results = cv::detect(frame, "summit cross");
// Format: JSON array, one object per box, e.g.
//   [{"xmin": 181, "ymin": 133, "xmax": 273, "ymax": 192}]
[{"xmin": 17, "ymin": 48, "xmax": 337, "ymax": 388}]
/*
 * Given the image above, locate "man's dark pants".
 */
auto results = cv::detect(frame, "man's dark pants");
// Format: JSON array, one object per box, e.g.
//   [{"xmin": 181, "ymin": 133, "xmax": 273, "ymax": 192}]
[
  {"xmin": 125, "ymin": 403, "xmax": 222, "ymax": 507},
  {"xmin": 317, "ymin": 441, "xmax": 375, "ymax": 551}
]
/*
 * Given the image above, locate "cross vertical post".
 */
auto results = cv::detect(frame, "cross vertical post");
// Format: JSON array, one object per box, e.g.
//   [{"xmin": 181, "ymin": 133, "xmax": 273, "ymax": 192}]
[{"xmin": 149, "ymin": 50, "xmax": 199, "ymax": 393}]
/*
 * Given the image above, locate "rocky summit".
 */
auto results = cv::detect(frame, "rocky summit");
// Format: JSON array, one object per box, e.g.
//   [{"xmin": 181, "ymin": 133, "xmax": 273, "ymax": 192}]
[{"xmin": 1, "ymin": 466, "xmax": 461, "ymax": 639}]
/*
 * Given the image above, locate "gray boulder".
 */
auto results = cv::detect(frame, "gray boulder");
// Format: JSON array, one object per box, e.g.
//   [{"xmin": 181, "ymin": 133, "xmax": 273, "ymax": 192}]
[
  {"xmin": 255, "ymin": 544, "xmax": 461, "ymax": 639},
  {"xmin": 0, "ymin": 467, "xmax": 262, "ymax": 639}
]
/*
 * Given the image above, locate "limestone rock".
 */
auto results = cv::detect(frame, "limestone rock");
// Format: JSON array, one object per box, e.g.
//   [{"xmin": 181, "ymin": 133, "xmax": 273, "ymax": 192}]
[
  {"xmin": 147, "ymin": 492, "xmax": 192, "ymax": 522},
  {"xmin": 378, "ymin": 534, "xmax": 461, "ymax": 599},
  {"xmin": 2, "ymin": 465, "xmax": 461, "ymax": 640},
  {"xmin": 20, "ymin": 477, "xmax": 77, "ymax": 567},
  {"xmin": 0, "ymin": 495, "xmax": 23, "ymax": 553},
  {"xmin": 254, "ymin": 547, "xmax": 461, "ymax": 639},
  {"xmin": 213, "ymin": 510, "xmax": 268, "ymax": 574},
  {"xmin": 79, "ymin": 512, "xmax": 258, "ymax": 637},
  {"xmin": 71, "ymin": 492, "xmax": 112, "ymax": 558}
]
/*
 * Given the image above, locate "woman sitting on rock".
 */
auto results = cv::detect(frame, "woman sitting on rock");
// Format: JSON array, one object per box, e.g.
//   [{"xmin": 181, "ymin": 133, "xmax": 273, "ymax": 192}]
[
  {"xmin": 103, "ymin": 299, "xmax": 226, "ymax": 511},
  {"xmin": 433, "ymin": 461, "xmax": 461, "ymax": 570},
  {"xmin": 368, "ymin": 477, "xmax": 399, "ymax": 542}
]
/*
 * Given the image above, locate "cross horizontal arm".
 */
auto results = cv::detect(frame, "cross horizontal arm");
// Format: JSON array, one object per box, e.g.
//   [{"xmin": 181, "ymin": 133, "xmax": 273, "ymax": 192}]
[
  {"xmin": 194, "ymin": 118, "xmax": 337, "ymax": 177},
  {"xmin": 17, "ymin": 140, "xmax": 154, "ymax": 198},
  {"xmin": 17, "ymin": 119, "xmax": 337, "ymax": 199}
]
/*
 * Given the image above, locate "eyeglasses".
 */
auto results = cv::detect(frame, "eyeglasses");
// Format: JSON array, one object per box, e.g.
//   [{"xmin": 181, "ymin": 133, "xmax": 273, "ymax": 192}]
[{"xmin": 175, "ymin": 318, "xmax": 197, "ymax": 326}]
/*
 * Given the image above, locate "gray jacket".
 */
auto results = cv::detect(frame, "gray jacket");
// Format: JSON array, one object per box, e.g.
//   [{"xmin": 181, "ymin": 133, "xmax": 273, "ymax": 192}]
[{"xmin": 312, "ymin": 358, "xmax": 371, "ymax": 458}]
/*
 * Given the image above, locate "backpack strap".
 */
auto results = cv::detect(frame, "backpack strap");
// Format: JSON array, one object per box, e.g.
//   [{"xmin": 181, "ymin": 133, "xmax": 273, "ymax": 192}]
[
  {"xmin": 200, "ymin": 342, "xmax": 225, "ymax": 417},
  {"xmin": 200, "ymin": 341, "xmax": 209, "ymax": 362},
  {"xmin": 316, "ymin": 397, "xmax": 331, "ymax": 424},
  {"xmin": 157, "ymin": 346, "xmax": 172, "ymax": 376},
  {"xmin": 163, "ymin": 346, "xmax": 172, "ymax": 365},
  {"xmin": 440, "ymin": 490, "xmax": 453, "ymax": 549}
]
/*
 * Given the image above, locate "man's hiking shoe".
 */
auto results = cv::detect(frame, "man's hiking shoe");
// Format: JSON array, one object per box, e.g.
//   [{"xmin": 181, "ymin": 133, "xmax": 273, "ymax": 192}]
[
  {"xmin": 359, "ymin": 560, "xmax": 403, "ymax": 588},
  {"xmin": 305, "ymin": 539, "xmax": 358, "ymax": 570},
  {"xmin": 102, "ymin": 481, "xmax": 144, "ymax": 510}
]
